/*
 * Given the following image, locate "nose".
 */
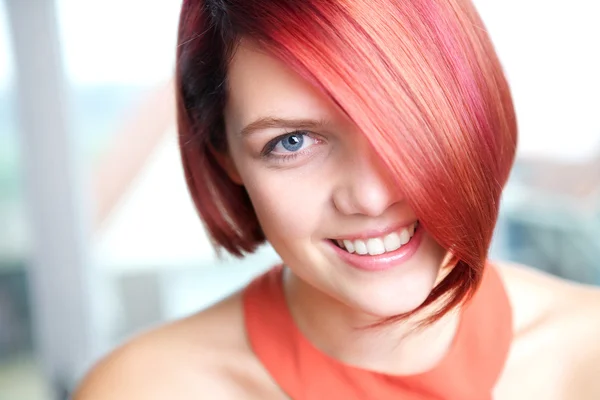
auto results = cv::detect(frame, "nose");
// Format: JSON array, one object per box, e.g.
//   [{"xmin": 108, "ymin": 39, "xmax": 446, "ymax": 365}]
[{"xmin": 332, "ymin": 146, "xmax": 403, "ymax": 217}]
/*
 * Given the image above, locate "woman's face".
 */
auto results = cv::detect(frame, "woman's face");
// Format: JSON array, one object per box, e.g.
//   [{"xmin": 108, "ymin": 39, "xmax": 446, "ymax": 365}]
[{"xmin": 223, "ymin": 42, "xmax": 447, "ymax": 317}]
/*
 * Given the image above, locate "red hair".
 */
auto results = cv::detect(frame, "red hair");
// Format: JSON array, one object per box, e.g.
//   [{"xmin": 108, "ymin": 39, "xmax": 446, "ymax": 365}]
[{"xmin": 175, "ymin": 0, "xmax": 517, "ymax": 322}]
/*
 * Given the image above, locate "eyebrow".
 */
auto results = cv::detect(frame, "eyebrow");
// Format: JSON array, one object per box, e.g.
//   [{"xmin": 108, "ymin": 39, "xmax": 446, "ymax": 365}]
[{"xmin": 239, "ymin": 117, "xmax": 330, "ymax": 136}]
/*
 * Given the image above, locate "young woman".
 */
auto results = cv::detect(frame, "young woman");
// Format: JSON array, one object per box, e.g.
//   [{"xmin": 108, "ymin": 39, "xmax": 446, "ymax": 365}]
[{"xmin": 75, "ymin": 0, "xmax": 600, "ymax": 398}]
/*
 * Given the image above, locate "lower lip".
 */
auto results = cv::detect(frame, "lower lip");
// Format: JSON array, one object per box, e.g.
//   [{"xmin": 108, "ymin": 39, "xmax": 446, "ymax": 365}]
[{"xmin": 326, "ymin": 224, "xmax": 424, "ymax": 272}]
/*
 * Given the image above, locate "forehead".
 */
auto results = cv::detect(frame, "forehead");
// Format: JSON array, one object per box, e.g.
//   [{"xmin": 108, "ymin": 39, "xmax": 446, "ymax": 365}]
[{"xmin": 224, "ymin": 41, "xmax": 343, "ymax": 133}]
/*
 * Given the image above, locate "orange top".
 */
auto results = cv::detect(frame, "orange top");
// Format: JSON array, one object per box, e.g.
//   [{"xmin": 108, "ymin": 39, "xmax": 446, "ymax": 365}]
[{"xmin": 243, "ymin": 265, "xmax": 513, "ymax": 400}]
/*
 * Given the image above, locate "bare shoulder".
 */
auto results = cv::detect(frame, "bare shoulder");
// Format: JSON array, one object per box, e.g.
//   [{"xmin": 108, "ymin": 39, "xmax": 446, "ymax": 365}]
[
  {"xmin": 493, "ymin": 260, "xmax": 600, "ymax": 399},
  {"xmin": 73, "ymin": 291, "xmax": 271, "ymax": 400},
  {"xmin": 494, "ymin": 260, "xmax": 600, "ymax": 331}
]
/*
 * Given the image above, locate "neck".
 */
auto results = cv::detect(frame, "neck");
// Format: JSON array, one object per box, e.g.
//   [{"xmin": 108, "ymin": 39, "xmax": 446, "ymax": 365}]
[{"xmin": 283, "ymin": 268, "xmax": 460, "ymax": 375}]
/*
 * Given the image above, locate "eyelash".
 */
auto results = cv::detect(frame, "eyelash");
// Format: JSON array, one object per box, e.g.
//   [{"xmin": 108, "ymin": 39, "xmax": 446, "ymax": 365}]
[{"xmin": 261, "ymin": 130, "xmax": 320, "ymax": 162}]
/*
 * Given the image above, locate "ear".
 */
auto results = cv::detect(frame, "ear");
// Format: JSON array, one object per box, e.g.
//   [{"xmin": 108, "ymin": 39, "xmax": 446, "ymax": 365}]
[{"xmin": 210, "ymin": 145, "xmax": 243, "ymax": 185}]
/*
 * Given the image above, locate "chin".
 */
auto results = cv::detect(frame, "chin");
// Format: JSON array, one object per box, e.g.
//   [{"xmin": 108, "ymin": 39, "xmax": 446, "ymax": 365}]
[
  {"xmin": 331, "ymin": 234, "xmax": 446, "ymax": 318},
  {"xmin": 283, "ymin": 232, "xmax": 446, "ymax": 321},
  {"xmin": 346, "ymin": 267, "xmax": 440, "ymax": 319}
]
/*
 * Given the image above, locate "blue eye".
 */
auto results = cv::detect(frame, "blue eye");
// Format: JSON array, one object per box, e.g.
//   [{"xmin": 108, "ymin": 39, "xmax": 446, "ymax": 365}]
[
  {"xmin": 267, "ymin": 131, "xmax": 317, "ymax": 155},
  {"xmin": 276, "ymin": 133, "xmax": 305, "ymax": 152},
  {"xmin": 261, "ymin": 130, "xmax": 322, "ymax": 163}
]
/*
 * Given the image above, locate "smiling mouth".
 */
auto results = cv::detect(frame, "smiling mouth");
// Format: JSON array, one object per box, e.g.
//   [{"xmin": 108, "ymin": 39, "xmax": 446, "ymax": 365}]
[{"xmin": 329, "ymin": 221, "xmax": 420, "ymax": 256}]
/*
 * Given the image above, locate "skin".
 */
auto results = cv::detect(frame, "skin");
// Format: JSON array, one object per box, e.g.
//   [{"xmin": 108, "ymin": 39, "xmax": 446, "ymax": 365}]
[{"xmin": 74, "ymin": 41, "xmax": 600, "ymax": 399}]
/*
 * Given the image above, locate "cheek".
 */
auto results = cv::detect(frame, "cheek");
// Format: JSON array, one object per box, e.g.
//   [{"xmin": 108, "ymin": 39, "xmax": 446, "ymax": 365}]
[{"xmin": 241, "ymin": 168, "xmax": 331, "ymax": 244}]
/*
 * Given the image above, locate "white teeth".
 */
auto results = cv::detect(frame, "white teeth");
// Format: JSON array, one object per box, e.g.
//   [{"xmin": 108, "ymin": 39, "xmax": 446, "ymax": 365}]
[
  {"xmin": 366, "ymin": 238, "xmax": 385, "ymax": 255},
  {"xmin": 335, "ymin": 221, "xmax": 419, "ymax": 255},
  {"xmin": 342, "ymin": 239, "xmax": 355, "ymax": 253},
  {"xmin": 354, "ymin": 240, "xmax": 368, "ymax": 255},
  {"xmin": 399, "ymin": 228, "xmax": 410, "ymax": 245},
  {"xmin": 383, "ymin": 232, "xmax": 401, "ymax": 252}
]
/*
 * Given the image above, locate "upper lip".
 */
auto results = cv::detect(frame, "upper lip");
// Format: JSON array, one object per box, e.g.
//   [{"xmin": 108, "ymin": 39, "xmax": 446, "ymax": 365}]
[{"xmin": 328, "ymin": 220, "xmax": 418, "ymax": 241}]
